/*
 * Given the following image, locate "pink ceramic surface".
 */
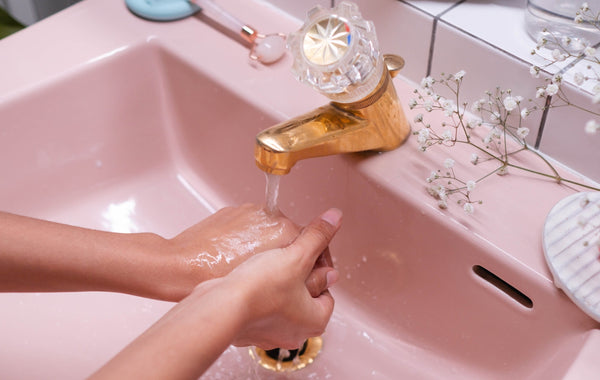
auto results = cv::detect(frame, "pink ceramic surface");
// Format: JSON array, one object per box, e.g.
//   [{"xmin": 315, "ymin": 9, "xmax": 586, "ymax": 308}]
[{"xmin": 0, "ymin": 0, "xmax": 599, "ymax": 379}]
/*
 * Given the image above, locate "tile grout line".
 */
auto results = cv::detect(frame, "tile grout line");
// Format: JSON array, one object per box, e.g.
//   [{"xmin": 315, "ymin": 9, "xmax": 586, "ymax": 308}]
[
  {"xmin": 535, "ymin": 95, "xmax": 552, "ymax": 149},
  {"xmin": 398, "ymin": 0, "xmax": 467, "ymax": 77}
]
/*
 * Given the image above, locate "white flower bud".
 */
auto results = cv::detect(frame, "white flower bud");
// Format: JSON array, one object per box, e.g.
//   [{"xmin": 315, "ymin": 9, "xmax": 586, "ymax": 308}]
[
  {"xmin": 536, "ymin": 88, "xmax": 546, "ymax": 98},
  {"xmin": 546, "ymin": 83, "xmax": 559, "ymax": 96},
  {"xmin": 585, "ymin": 119, "xmax": 599, "ymax": 134},
  {"xmin": 585, "ymin": 46, "xmax": 596, "ymax": 56},
  {"xmin": 470, "ymin": 153, "xmax": 479, "ymax": 165},
  {"xmin": 503, "ymin": 96, "xmax": 518, "ymax": 111},
  {"xmin": 463, "ymin": 202, "xmax": 475, "ymax": 214},
  {"xmin": 517, "ymin": 127, "xmax": 530, "ymax": 139},
  {"xmin": 444, "ymin": 158, "xmax": 455, "ymax": 169},
  {"xmin": 453, "ymin": 70, "xmax": 466, "ymax": 81}
]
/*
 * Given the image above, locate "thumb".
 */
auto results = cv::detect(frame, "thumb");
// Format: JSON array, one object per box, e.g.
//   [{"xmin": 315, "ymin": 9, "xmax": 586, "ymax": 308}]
[{"xmin": 286, "ymin": 208, "xmax": 342, "ymax": 272}]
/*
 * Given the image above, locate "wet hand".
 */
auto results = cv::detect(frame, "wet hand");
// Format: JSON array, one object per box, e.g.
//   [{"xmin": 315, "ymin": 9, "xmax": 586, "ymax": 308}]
[
  {"xmin": 222, "ymin": 208, "xmax": 342, "ymax": 350},
  {"xmin": 161, "ymin": 204, "xmax": 300, "ymax": 300}
]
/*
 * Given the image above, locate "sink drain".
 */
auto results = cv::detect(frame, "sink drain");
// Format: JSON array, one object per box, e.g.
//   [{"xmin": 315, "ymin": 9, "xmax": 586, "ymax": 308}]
[{"xmin": 250, "ymin": 336, "xmax": 322, "ymax": 372}]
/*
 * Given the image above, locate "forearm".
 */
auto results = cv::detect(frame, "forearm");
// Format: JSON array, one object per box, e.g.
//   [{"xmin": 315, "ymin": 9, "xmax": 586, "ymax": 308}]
[
  {"xmin": 0, "ymin": 212, "xmax": 174, "ymax": 298},
  {"xmin": 90, "ymin": 279, "xmax": 243, "ymax": 380}
]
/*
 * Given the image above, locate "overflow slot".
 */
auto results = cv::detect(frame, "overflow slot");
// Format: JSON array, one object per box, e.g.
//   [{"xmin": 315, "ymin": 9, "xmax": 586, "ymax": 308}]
[{"xmin": 472, "ymin": 265, "xmax": 533, "ymax": 309}]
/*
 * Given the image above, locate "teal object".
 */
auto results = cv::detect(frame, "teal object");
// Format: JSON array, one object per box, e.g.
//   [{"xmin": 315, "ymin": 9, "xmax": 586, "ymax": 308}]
[{"xmin": 125, "ymin": 0, "xmax": 201, "ymax": 21}]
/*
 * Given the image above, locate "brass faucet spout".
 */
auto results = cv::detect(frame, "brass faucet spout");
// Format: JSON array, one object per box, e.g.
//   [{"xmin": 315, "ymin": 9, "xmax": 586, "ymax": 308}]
[{"xmin": 255, "ymin": 57, "xmax": 411, "ymax": 175}]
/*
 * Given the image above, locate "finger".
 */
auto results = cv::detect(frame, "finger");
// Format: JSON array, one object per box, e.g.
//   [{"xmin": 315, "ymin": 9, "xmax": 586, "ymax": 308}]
[
  {"xmin": 287, "ymin": 208, "xmax": 342, "ymax": 272},
  {"xmin": 305, "ymin": 267, "xmax": 338, "ymax": 297},
  {"xmin": 315, "ymin": 247, "xmax": 333, "ymax": 268},
  {"xmin": 308, "ymin": 290, "xmax": 335, "ymax": 336}
]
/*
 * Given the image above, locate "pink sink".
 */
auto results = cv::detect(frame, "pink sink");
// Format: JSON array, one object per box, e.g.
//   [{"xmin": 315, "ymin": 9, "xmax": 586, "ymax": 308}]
[{"xmin": 0, "ymin": 1, "xmax": 599, "ymax": 379}]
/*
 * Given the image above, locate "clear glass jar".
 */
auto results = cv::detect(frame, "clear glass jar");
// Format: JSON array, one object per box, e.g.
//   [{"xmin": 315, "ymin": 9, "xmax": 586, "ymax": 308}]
[{"xmin": 525, "ymin": 0, "xmax": 600, "ymax": 46}]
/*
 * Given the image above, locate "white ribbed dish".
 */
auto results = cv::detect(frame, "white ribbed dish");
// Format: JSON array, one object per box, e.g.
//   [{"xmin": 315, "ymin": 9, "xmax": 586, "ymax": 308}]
[{"xmin": 543, "ymin": 191, "xmax": 600, "ymax": 322}]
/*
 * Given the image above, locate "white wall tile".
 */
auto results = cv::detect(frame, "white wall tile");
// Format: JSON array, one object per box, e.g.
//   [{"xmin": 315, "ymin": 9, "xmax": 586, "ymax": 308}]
[
  {"xmin": 403, "ymin": 0, "xmax": 462, "ymax": 16},
  {"xmin": 441, "ymin": 0, "xmax": 579, "ymax": 75},
  {"xmin": 350, "ymin": 0, "xmax": 435, "ymax": 82},
  {"xmin": 537, "ymin": 81, "xmax": 600, "ymax": 181},
  {"xmin": 262, "ymin": 0, "xmax": 331, "ymax": 21}
]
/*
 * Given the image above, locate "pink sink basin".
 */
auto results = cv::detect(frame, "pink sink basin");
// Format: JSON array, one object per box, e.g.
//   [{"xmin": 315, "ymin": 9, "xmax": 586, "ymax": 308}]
[{"xmin": 0, "ymin": 1, "xmax": 598, "ymax": 379}]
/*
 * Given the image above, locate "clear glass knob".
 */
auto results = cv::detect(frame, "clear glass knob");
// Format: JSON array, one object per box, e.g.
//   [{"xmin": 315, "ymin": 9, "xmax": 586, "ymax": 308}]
[{"xmin": 287, "ymin": 2, "xmax": 383, "ymax": 103}]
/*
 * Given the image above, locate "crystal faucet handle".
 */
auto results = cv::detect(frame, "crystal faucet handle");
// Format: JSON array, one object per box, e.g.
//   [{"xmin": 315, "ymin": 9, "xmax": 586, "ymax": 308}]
[{"xmin": 287, "ymin": 2, "xmax": 383, "ymax": 104}]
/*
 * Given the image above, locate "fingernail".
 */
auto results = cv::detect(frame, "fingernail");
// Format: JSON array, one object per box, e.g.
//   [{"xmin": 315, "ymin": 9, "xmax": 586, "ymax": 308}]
[
  {"xmin": 321, "ymin": 208, "xmax": 342, "ymax": 227},
  {"xmin": 326, "ymin": 269, "xmax": 339, "ymax": 287}
]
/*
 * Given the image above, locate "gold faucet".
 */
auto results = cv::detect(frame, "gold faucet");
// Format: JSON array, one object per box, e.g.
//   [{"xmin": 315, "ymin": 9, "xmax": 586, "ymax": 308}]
[{"xmin": 254, "ymin": 54, "xmax": 411, "ymax": 175}]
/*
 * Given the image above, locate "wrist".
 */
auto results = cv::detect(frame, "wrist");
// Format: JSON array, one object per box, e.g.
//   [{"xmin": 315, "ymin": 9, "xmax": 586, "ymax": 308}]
[{"xmin": 132, "ymin": 233, "xmax": 193, "ymax": 301}]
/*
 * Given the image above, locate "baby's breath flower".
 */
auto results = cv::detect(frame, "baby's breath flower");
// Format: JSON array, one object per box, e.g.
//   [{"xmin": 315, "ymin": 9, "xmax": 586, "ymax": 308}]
[
  {"xmin": 470, "ymin": 153, "xmax": 479, "ymax": 165},
  {"xmin": 545, "ymin": 83, "xmax": 559, "ymax": 96},
  {"xmin": 444, "ymin": 158, "xmax": 455, "ymax": 169},
  {"xmin": 575, "ymin": 14, "xmax": 584, "ymax": 23},
  {"xmin": 552, "ymin": 74, "xmax": 563, "ymax": 83},
  {"xmin": 463, "ymin": 202, "xmax": 475, "ymax": 214},
  {"xmin": 466, "ymin": 180, "xmax": 476, "ymax": 191},
  {"xmin": 467, "ymin": 118, "xmax": 482, "ymax": 128},
  {"xmin": 408, "ymin": 98, "xmax": 418, "ymax": 109},
  {"xmin": 491, "ymin": 127, "xmax": 502, "ymax": 139},
  {"xmin": 536, "ymin": 88, "xmax": 546, "ymax": 98},
  {"xmin": 574, "ymin": 72, "xmax": 585, "ymax": 85},
  {"xmin": 521, "ymin": 108, "xmax": 530, "ymax": 118},
  {"xmin": 454, "ymin": 70, "xmax": 466, "ymax": 81},
  {"xmin": 503, "ymin": 96, "xmax": 518, "ymax": 111},
  {"xmin": 584, "ymin": 46, "xmax": 596, "ymax": 56},
  {"xmin": 536, "ymin": 36, "xmax": 547, "ymax": 48},
  {"xmin": 530, "ymin": 65, "xmax": 540, "ymax": 78},
  {"xmin": 424, "ymin": 100, "xmax": 433, "ymax": 112},
  {"xmin": 585, "ymin": 119, "xmax": 599, "ymax": 134},
  {"xmin": 426, "ymin": 171, "xmax": 439, "ymax": 183},
  {"xmin": 427, "ymin": 184, "xmax": 447, "ymax": 201},
  {"xmin": 581, "ymin": 2, "xmax": 590, "ymax": 11},
  {"xmin": 416, "ymin": 128, "xmax": 429, "ymax": 143},
  {"xmin": 471, "ymin": 99, "xmax": 484, "ymax": 112},
  {"xmin": 571, "ymin": 39, "xmax": 585, "ymax": 51},
  {"xmin": 440, "ymin": 98, "xmax": 456, "ymax": 116},
  {"xmin": 414, "ymin": 113, "xmax": 424, "ymax": 122},
  {"xmin": 552, "ymin": 49, "xmax": 567, "ymax": 61},
  {"xmin": 497, "ymin": 166, "xmax": 509, "ymax": 176},
  {"xmin": 441, "ymin": 129, "xmax": 453, "ymax": 142},
  {"xmin": 517, "ymin": 127, "xmax": 530, "ymax": 139},
  {"xmin": 421, "ymin": 76, "xmax": 435, "ymax": 88}
]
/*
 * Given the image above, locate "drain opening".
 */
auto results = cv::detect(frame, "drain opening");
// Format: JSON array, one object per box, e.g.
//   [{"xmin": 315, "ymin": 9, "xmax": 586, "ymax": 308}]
[
  {"xmin": 265, "ymin": 340, "xmax": 308, "ymax": 362},
  {"xmin": 251, "ymin": 336, "xmax": 322, "ymax": 372},
  {"xmin": 472, "ymin": 265, "xmax": 533, "ymax": 309}
]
